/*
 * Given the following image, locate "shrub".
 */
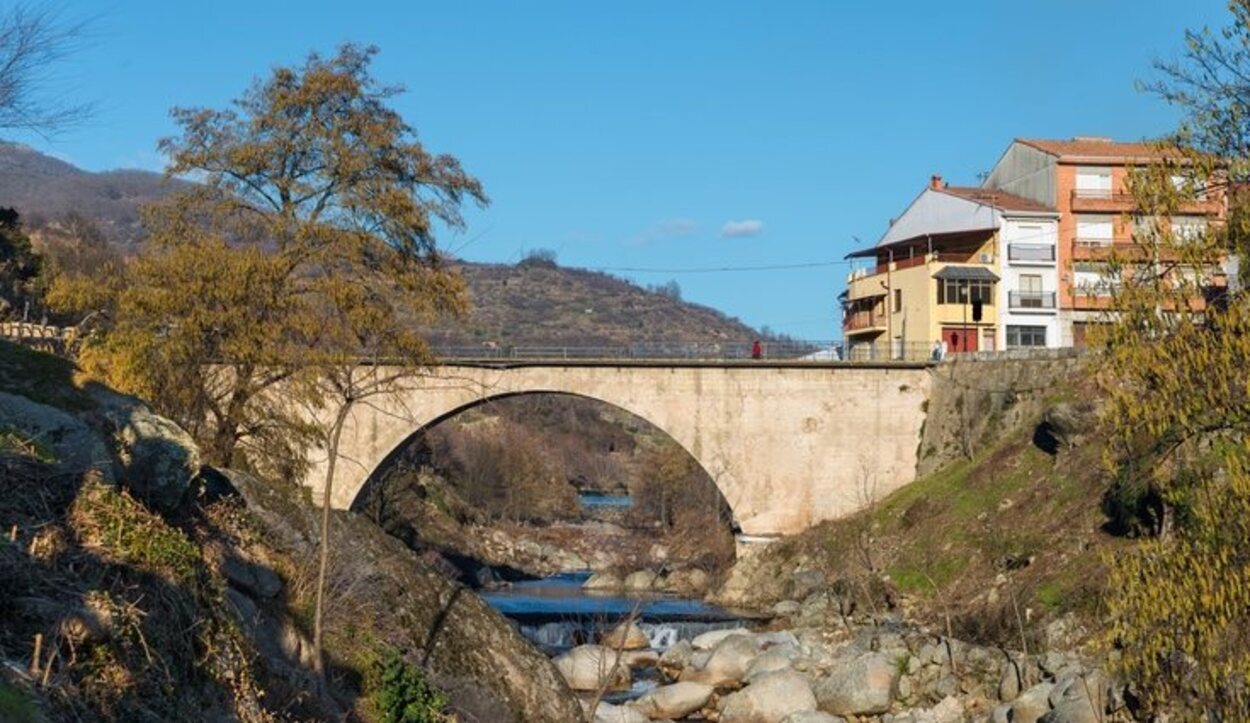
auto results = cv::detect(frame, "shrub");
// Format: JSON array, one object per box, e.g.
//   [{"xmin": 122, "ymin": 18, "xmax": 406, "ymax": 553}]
[{"xmin": 372, "ymin": 648, "xmax": 449, "ymax": 723}]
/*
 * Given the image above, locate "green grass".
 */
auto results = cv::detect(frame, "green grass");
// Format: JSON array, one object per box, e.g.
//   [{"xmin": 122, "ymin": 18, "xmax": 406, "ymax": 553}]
[
  {"xmin": 0, "ymin": 340, "xmax": 93, "ymax": 410},
  {"xmin": 0, "ymin": 681, "xmax": 44, "ymax": 723}
]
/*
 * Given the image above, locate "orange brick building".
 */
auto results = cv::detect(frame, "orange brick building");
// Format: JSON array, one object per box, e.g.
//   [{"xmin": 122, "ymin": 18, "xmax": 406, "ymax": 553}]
[{"xmin": 982, "ymin": 137, "xmax": 1225, "ymax": 345}]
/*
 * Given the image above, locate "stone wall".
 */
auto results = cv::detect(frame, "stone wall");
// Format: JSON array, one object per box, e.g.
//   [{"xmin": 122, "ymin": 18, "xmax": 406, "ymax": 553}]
[{"xmin": 918, "ymin": 350, "xmax": 1087, "ymax": 477}]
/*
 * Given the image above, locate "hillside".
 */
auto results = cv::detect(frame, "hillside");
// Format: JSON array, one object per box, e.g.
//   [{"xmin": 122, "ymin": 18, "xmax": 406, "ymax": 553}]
[
  {"xmin": 0, "ymin": 142, "xmax": 190, "ymax": 251},
  {"xmin": 0, "ymin": 143, "xmax": 765, "ymax": 344},
  {"xmin": 429, "ymin": 260, "xmax": 762, "ymax": 347}
]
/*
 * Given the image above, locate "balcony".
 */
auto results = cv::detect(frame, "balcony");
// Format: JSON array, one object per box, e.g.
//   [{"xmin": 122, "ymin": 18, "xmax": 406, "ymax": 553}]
[
  {"xmin": 1072, "ymin": 237, "xmax": 1137, "ymax": 260},
  {"xmin": 1009, "ymin": 291, "xmax": 1057, "ymax": 310},
  {"xmin": 843, "ymin": 310, "xmax": 887, "ymax": 336},
  {"xmin": 1007, "ymin": 243, "xmax": 1056, "ymax": 264},
  {"xmin": 1070, "ymin": 188, "xmax": 1222, "ymax": 215}
]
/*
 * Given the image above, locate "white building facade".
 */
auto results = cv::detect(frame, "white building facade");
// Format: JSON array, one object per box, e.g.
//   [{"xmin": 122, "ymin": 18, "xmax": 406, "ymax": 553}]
[{"xmin": 998, "ymin": 214, "xmax": 1062, "ymax": 349}]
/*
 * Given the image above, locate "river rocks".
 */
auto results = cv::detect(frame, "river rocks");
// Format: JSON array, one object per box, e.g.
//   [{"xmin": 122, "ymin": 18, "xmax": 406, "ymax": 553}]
[
  {"xmin": 692, "ymin": 628, "xmax": 749, "ymax": 651},
  {"xmin": 991, "ymin": 682, "xmax": 1053, "ymax": 723},
  {"xmin": 602, "ymin": 621, "xmax": 650, "ymax": 651},
  {"xmin": 745, "ymin": 647, "xmax": 797, "ymax": 680},
  {"xmin": 772, "ymin": 600, "xmax": 802, "ymax": 617},
  {"xmin": 813, "ymin": 652, "xmax": 898, "ymax": 715},
  {"xmin": 719, "ymin": 669, "xmax": 818, "ymax": 722},
  {"xmin": 585, "ymin": 571, "xmax": 623, "ymax": 590},
  {"xmin": 682, "ymin": 633, "xmax": 760, "ymax": 686},
  {"xmin": 782, "ymin": 713, "xmax": 845, "ymax": 723},
  {"xmin": 631, "ymin": 681, "xmax": 714, "ymax": 719},
  {"xmin": 666, "ymin": 567, "xmax": 711, "ymax": 595},
  {"xmin": 624, "ymin": 569, "xmax": 661, "ymax": 591},
  {"xmin": 87, "ymin": 387, "xmax": 201, "ymax": 512},
  {"xmin": 889, "ymin": 696, "xmax": 963, "ymax": 723},
  {"xmin": 660, "ymin": 639, "xmax": 695, "ymax": 674},
  {"xmin": 591, "ymin": 701, "xmax": 650, "ymax": 723},
  {"xmin": 554, "ymin": 645, "xmax": 632, "ymax": 692},
  {"xmin": 621, "ymin": 650, "xmax": 660, "ymax": 668}
]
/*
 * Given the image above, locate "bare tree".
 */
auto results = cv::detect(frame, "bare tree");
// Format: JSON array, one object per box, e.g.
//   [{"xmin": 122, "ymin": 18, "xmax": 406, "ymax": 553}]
[{"xmin": 0, "ymin": 4, "xmax": 92, "ymax": 136}]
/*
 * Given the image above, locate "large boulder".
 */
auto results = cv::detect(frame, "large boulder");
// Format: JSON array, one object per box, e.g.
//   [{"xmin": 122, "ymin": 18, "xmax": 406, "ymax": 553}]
[
  {"xmin": 623, "ymin": 570, "xmax": 660, "ymax": 591},
  {"xmin": 554, "ymin": 645, "xmax": 632, "ymax": 692},
  {"xmin": 584, "ymin": 571, "xmax": 622, "ymax": 590},
  {"xmin": 719, "ymin": 669, "xmax": 818, "ymax": 722},
  {"xmin": 1002, "ymin": 682, "xmax": 1054, "ymax": 723},
  {"xmin": 0, "ymin": 390, "xmax": 111, "ymax": 478},
  {"xmin": 692, "ymin": 628, "xmax": 751, "ymax": 651},
  {"xmin": 813, "ymin": 652, "xmax": 899, "ymax": 716},
  {"xmin": 745, "ymin": 647, "xmax": 796, "ymax": 680},
  {"xmin": 682, "ymin": 633, "xmax": 760, "ymax": 686},
  {"xmin": 220, "ymin": 468, "xmax": 585, "ymax": 723},
  {"xmin": 601, "ymin": 622, "xmax": 650, "ymax": 651},
  {"xmin": 630, "ymin": 681, "xmax": 714, "ymax": 719},
  {"xmin": 87, "ymin": 387, "xmax": 200, "ymax": 512}
]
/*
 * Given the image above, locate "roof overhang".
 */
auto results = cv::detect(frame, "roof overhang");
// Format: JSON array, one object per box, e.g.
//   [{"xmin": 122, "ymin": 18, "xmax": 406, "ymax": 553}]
[
  {"xmin": 933, "ymin": 266, "xmax": 1000, "ymax": 282},
  {"xmin": 844, "ymin": 227, "xmax": 998, "ymax": 259}
]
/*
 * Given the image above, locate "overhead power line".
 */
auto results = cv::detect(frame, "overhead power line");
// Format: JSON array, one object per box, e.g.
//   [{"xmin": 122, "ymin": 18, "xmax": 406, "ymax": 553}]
[{"xmin": 584, "ymin": 260, "xmax": 853, "ymax": 274}]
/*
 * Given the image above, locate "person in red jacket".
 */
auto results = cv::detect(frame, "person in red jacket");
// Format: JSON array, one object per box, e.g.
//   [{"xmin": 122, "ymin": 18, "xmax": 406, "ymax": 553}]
[{"xmin": 751, "ymin": 339, "xmax": 762, "ymax": 359}]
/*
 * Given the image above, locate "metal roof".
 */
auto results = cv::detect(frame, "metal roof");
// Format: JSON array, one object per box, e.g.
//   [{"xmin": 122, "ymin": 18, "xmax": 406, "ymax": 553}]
[{"xmin": 932, "ymin": 266, "xmax": 1000, "ymax": 281}]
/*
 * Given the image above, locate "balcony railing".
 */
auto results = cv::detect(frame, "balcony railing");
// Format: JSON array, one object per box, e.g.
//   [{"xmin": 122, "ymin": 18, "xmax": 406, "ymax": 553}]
[
  {"xmin": 1009, "ymin": 291, "xmax": 1057, "ymax": 309},
  {"xmin": 843, "ymin": 310, "xmax": 886, "ymax": 333},
  {"xmin": 1071, "ymin": 188, "xmax": 1221, "ymax": 214},
  {"xmin": 1007, "ymin": 243, "xmax": 1056, "ymax": 263}
]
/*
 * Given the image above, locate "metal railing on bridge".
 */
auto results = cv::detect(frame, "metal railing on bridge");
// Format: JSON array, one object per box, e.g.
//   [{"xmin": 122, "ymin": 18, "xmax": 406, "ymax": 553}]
[{"xmin": 432, "ymin": 340, "xmax": 940, "ymax": 364}]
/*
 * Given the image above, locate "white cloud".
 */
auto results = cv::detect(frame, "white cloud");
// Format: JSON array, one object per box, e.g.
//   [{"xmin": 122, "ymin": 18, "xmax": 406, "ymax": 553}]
[
  {"xmin": 628, "ymin": 217, "xmax": 699, "ymax": 245},
  {"xmin": 720, "ymin": 219, "xmax": 764, "ymax": 238}
]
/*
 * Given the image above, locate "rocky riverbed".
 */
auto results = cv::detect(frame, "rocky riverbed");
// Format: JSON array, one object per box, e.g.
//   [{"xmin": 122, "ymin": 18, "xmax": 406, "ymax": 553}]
[{"xmin": 557, "ymin": 598, "xmax": 1121, "ymax": 723}]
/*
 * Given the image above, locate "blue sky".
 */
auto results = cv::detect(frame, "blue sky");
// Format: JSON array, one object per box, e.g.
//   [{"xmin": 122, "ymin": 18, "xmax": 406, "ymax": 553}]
[{"xmin": 12, "ymin": 1, "xmax": 1231, "ymax": 338}]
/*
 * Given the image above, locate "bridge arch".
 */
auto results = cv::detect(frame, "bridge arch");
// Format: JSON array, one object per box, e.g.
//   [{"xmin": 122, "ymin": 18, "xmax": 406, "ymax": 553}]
[
  {"xmin": 302, "ymin": 362, "xmax": 932, "ymax": 535},
  {"xmin": 346, "ymin": 390, "xmax": 735, "ymax": 526}
]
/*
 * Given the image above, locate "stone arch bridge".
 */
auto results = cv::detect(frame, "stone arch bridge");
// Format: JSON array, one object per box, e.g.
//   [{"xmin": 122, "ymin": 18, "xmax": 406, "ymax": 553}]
[{"xmin": 304, "ymin": 359, "xmax": 932, "ymax": 536}]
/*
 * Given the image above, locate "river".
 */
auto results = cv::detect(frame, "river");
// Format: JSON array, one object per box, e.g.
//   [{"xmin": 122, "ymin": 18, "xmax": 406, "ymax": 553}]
[{"xmin": 483, "ymin": 570, "xmax": 751, "ymax": 702}]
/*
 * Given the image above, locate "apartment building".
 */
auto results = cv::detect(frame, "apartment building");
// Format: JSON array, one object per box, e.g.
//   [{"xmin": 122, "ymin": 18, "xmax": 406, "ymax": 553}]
[
  {"xmin": 841, "ymin": 137, "xmax": 1227, "ymax": 354},
  {"xmin": 982, "ymin": 137, "xmax": 1225, "ymax": 345},
  {"xmin": 841, "ymin": 175, "xmax": 1057, "ymax": 356}
]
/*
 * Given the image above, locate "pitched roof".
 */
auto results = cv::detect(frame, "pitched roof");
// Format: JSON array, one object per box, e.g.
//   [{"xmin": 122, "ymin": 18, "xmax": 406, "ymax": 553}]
[
  {"xmin": 939, "ymin": 186, "xmax": 1055, "ymax": 214},
  {"xmin": 1015, "ymin": 137, "xmax": 1171, "ymax": 162}
]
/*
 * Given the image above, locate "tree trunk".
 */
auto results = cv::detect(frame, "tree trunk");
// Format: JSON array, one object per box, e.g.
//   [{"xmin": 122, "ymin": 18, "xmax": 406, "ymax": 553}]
[{"xmin": 312, "ymin": 401, "xmax": 353, "ymax": 684}]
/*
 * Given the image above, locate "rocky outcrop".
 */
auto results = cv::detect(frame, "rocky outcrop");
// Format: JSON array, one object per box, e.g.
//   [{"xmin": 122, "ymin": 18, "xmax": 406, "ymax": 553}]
[
  {"xmin": 86, "ymin": 387, "xmax": 200, "ymax": 512},
  {"xmin": 0, "ymin": 390, "xmax": 112, "ymax": 479},
  {"xmin": 219, "ymin": 468, "xmax": 584, "ymax": 723}
]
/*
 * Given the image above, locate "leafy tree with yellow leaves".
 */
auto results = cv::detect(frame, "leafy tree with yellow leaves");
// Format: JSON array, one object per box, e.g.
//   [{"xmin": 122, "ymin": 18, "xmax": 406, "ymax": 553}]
[
  {"xmin": 51, "ymin": 44, "xmax": 487, "ymax": 679},
  {"xmin": 1095, "ymin": 4, "xmax": 1250, "ymax": 716}
]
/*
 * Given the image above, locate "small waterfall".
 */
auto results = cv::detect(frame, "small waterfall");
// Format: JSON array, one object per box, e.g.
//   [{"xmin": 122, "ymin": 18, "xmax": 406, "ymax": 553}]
[{"xmin": 519, "ymin": 619, "xmax": 745, "ymax": 652}]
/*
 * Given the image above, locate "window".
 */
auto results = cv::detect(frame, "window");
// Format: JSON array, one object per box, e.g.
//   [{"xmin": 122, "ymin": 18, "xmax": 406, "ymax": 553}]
[
  {"xmin": 1074, "ymin": 262, "xmax": 1119, "ymax": 296},
  {"xmin": 1007, "ymin": 325, "xmax": 1047, "ymax": 348},
  {"xmin": 893, "ymin": 289, "xmax": 902, "ymax": 313},
  {"xmin": 1171, "ymin": 216, "xmax": 1206, "ymax": 243},
  {"xmin": 1171, "ymin": 174, "xmax": 1209, "ymax": 200},
  {"xmin": 1019, "ymin": 274, "xmax": 1042, "ymax": 293},
  {"xmin": 936, "ymin": 279, "xmax": 995, "ymax": 305},
  {"xmin": 1075, "ymin": 167, "xmax": 1113, "ymax": 198},
  {"xmin": 1076, "ymin": 214, "xmax": 1114, "ymax": 246}
]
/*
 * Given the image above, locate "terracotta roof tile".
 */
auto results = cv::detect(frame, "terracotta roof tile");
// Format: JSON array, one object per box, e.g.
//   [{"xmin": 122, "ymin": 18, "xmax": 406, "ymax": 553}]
[
  {"xmin": 939, "ymin": 186, "xmax": 1055, "ymax": 213},
  {"xmin": 1015, "ymin": 137, "xmax": 1171, "ymax": 161}
]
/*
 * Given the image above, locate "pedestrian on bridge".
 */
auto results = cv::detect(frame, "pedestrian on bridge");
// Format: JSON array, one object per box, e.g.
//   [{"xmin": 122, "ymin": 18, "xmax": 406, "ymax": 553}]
[{"xmin": 751, "ymin": 340, "xmax": 762, "ymax": 359}]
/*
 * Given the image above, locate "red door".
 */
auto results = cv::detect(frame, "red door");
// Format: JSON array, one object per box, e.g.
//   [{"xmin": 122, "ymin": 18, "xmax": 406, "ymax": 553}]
[{"xmin": 942, "ymin": 326, "xmax": 978, "ymax": 353}]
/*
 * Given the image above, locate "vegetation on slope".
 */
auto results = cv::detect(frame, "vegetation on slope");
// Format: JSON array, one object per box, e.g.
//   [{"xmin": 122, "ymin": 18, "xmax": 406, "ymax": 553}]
[{"xmin": 722, "ymin": 379, "xmax": 1118, "ymax": 654}]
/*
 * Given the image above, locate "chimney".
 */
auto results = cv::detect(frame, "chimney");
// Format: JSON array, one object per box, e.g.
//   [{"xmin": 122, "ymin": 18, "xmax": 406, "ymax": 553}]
[{"xmin": 930, "ymin": 174, "xmax": 943, "ymax": 190}]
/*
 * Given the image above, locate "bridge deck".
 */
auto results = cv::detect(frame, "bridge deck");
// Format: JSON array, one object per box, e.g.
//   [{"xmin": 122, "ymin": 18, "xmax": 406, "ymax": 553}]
[{"xmin": 436, "ymin": 357, "xmax": 934, "ymax": 370}]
